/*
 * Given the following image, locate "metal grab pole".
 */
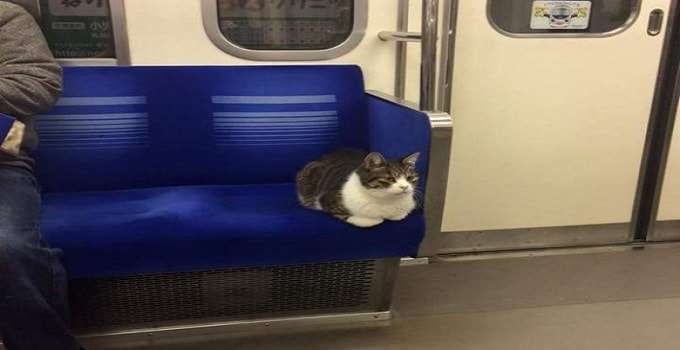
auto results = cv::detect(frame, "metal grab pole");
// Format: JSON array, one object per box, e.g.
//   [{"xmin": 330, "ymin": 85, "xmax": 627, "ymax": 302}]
[
  {"xmin": 420, "ymin": 0, "xmax": 438, "ymax": 111},
  {"xmin": 437, "ymin": 0, "xmax": 458, "ymax": 114},
  {"xmin": 395, "ymin": 0, "xmax": 410, "ymax": 98},
  {"xmin": 378, "ymin": 31, "xmax": 422, "ymax": 42}
]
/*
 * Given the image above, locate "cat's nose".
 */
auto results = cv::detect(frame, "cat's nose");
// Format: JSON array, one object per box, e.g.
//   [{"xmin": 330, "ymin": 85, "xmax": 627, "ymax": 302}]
[{"xmin": 399, "ymin": 185, "xmax": 410, "ymax": 191}]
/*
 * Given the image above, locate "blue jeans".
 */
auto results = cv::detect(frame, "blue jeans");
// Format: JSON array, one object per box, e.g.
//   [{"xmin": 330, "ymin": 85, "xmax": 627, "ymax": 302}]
[{"xmin": 0, "ymin": 166, "xmax": 80, "ymax": 350}]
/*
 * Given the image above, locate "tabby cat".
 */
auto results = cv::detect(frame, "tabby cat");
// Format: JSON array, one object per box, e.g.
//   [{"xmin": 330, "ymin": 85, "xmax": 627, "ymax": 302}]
[{"xmin": 296, "ymin": 149, "xmax": 420, "ymax": 228}]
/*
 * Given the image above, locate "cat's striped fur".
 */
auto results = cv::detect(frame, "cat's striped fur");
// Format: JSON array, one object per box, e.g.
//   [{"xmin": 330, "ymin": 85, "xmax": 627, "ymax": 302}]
[{"xmin": 296, "ymin": 149, "xmax": 420, "ymax": 227}]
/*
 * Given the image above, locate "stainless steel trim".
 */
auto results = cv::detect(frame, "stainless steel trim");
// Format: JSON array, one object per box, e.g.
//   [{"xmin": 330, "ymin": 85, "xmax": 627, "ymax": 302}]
[
  {"xmin": 631, "ymin": 0, "xmax": 680, "ymax": 241},
  {"xmin": 80, "ymin": 312, "xmax": 392, "ymax": 339},
  {"xmin": 200, "ymin": 0, "xmax": 368, "ymax": 61},
  {"xmin": 486, "ymin": 0, "xmax": 642, "ymax": 39},
  {"xmin": 395, "ymin": 0, "xmax": 410, "ymax": 98},
  {"xmin": 366, "ymin": 90, "xmax": 419, "ymax": 110},
  {"xmin": 439, "ymin": 223, "xmax": 632, "ymax": 254},
  {"xmin": 437, "ymin": 241, "xmax": 680, "ymax": 262},
  {"xmin": 73, "ymin": 312, "xmax": 391, "ymax": 348},
  {"xmin": 400, "ymin": 257, "xmax": 430, "ymax": 266},
  {"xmin": 378, "ymin": 31, "xmax": 423, "ymax": 42},
  {"xmin": 437, "ymin": 0, "xmax": 458, "ymax": 114},
  {"xmin": 57, "ymin": 58, "xmax": 118, "ymax": 66},
  {"xmin": 110, "ymin": 0, "xmax": 130, "ymax": 65},
  {"xmin": 650, "ymin": 220, "xmax": 680, "ymax": 241},
  {"xmin": 419, "ymin": 111, "xmax": 453, "ymax": 256},
  {"xmin": 376, "ymin": 258, "xmax": 400, "ymax": 311},
  {"xmin": 366, "ymin": 90, "xmax": 453, "ymax": 258},
  {"xmin": 420, "ymin": 0, "xmax": 438, "ymax": 111}
]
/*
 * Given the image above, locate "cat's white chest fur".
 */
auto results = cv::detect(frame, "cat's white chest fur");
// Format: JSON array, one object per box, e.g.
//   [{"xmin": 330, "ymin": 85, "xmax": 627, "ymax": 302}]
[{"xmin": 341, "ymin": 172, "xmax": 415, "ymax": 227}]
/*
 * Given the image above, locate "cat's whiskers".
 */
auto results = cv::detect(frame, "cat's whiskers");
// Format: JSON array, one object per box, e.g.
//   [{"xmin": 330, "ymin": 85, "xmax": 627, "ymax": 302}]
[{"xmin": 412, "ymin": 189, "xmax": 425, "ymax": 209}]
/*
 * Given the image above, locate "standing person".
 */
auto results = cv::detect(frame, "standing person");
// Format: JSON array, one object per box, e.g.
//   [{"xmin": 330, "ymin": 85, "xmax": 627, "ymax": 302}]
[{"xmin": 0, "ymin": 2, "xmax": 82, "ymax": 349}]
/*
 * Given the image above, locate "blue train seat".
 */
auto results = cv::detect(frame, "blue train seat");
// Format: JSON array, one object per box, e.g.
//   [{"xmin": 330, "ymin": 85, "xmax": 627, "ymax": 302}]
[{"xmin": 35, "ymin": 66, "xmax": 432, "ymax": 280}]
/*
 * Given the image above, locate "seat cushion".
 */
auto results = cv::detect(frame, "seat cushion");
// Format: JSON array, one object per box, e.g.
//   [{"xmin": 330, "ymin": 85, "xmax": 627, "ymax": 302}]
[{"xmin": 41, "ymin": 184, "xmax": 425, "ymax": 279}]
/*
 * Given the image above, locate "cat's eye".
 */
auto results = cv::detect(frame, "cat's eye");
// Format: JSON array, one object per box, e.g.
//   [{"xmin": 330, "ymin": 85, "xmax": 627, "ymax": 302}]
[
  {"xmin": 408, "ymin": 176, "xmax": 418, "ymax": 182},
  {"xmin": 374, "ymin": 177, "xmax": 395, "ymax": 186}
]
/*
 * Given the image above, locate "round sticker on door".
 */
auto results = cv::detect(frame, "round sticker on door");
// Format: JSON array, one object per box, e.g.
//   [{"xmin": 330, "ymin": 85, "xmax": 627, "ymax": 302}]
[{"xmin": 531, "ymin": 1, "xmax": 591, "ymax": 30}]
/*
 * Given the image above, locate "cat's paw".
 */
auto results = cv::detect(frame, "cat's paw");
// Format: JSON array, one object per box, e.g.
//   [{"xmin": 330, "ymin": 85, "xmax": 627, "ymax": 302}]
[
  {"xmin": 385, "ymin": 212, "xmax": 410, "ymax": 221},
  {"xmin": 347, "ymin": 216, "xmax": 384, "ymax": 228}
]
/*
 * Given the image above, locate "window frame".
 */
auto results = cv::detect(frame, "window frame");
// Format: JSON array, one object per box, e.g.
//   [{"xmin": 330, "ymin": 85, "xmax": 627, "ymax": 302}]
[
  {"xmin": 201, "ymin": 0, "xmax": 368, "ymax": 61},
  {"xmin": 46, "ymin": 0, "xmax": 130, "ymax": 66},
  {"xmin": 486, "ymin": 0, "xmax": 642, "ymax": 38}
]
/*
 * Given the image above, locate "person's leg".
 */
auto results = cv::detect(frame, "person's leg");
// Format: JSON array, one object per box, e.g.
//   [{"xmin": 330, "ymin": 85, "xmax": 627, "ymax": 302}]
[{"xmin": 0, "ymin": 166, "xmax": 80, "ymax": 350}]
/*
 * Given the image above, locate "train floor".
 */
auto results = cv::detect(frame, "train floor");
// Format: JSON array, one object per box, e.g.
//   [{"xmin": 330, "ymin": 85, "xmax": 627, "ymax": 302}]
[{"xmin": 87, "ymin": 243, "xmax": 680, "ymax": 350}]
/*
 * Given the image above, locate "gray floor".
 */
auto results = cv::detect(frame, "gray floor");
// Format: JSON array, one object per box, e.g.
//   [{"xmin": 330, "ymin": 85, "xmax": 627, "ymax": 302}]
[{"xmin": 84, "ymin": 244, "xmax": 680, "ymax": 350}]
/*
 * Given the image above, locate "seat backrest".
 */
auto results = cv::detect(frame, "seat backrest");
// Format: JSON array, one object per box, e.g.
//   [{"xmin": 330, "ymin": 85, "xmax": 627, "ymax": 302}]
[{"xmin": 34, "ymin": 66, "xmax": 367, "ymax": 192}]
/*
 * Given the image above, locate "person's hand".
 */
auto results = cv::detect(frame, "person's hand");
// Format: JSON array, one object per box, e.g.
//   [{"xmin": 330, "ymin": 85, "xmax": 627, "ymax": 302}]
[{"xmin": 0, "ymin": 114, "xmax": 25, "ymax": 156}]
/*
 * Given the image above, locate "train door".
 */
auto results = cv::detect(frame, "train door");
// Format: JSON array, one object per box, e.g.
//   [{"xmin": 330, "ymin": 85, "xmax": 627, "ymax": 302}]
[{"xmin": 435, "ymin": 0, "xmax": 674, "ymax": 253}]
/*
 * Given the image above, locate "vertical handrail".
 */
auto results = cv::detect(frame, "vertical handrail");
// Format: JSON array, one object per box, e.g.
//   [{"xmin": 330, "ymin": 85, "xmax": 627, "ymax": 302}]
[
  {"xmin": 395, "ymin": 0, "xmax": 410, "ymax": 98},
  {"xmin": 380, "ymin": 0, "xmax": 440, "ymax": 109},
  {"xmin": 420, "ymin": 0, "xmax": 439, "ymax": 111},
  {"xmin": 437, "ymin": 0, "xmax": 458, "ymax": 114}
]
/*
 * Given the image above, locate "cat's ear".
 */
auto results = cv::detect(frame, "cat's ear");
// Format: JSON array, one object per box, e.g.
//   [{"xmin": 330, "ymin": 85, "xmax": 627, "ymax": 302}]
[
  {"xmin": 363, "ymin": 152, "xmax": 387, "ymax": 169},
  {"xmin": 402, "ymin": 152, "xmax": 420, "ymax": 167}
]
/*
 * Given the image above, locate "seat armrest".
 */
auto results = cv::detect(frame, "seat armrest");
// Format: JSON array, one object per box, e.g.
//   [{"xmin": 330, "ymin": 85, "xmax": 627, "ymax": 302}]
[{"xmin": 366, "ymin": 91, "xmax": 453, "ymax": 257}]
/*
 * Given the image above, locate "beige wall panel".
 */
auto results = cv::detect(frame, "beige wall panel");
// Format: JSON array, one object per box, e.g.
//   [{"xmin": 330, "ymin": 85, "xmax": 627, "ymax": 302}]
[{"xmin": 122, "ymin": 0, "xmax": 398, "ymax": 94}]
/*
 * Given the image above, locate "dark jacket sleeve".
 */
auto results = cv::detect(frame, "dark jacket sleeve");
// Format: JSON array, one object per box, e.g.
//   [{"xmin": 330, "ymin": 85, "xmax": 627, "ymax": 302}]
[{"xmin": 0, "ymin": 2, "xmax": 63, "ymax": 118}]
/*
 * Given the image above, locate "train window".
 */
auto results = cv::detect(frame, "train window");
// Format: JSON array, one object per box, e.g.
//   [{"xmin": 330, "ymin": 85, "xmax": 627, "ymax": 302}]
[
  {"xmin": 488, "ymin": 0, "xmax": 641, "ymax": 37},
  {"xmin": 8, "ymin": 0, "xmax": 126, "ymax": 63},
  {"xmin": 202, "ymin": 0, "xmax": 368, "ymax": 60}
]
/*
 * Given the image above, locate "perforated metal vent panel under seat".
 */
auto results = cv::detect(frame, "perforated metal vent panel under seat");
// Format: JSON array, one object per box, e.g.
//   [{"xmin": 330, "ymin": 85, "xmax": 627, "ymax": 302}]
[{"xmin": 69, "ymin": 259, "xmax": 398, "ymax": 332}]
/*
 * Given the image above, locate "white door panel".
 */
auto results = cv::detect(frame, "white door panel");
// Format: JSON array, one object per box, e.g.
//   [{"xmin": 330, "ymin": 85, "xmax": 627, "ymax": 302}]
[
  {"xmin": 121, "ymin": 0, "xmax": 398, "ymax": 94},
  {"xmin": 443, "ymin": 0, "xmax": 670, "ymax": 233}
]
